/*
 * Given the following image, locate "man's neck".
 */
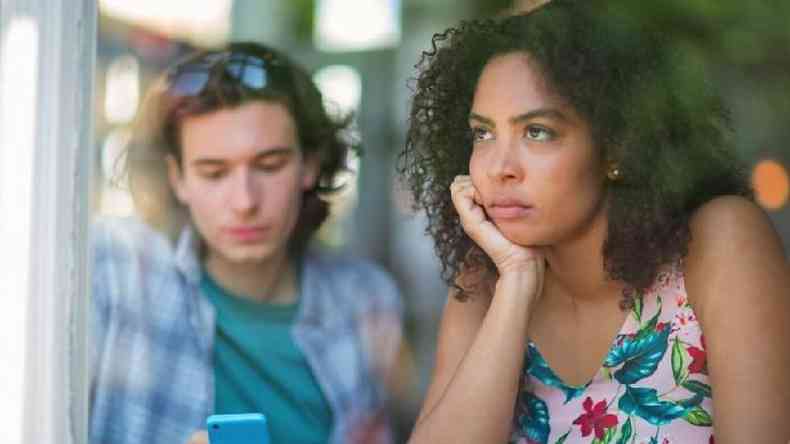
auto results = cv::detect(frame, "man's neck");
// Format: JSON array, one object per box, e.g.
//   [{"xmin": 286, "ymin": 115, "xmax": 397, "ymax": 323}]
[{"xmin": 204, "ymin": 250, "xmax": 298, "ymax": 304}]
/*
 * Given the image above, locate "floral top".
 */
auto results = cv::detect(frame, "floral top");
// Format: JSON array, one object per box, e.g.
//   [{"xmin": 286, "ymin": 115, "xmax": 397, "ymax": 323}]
[{"xmin": 511, "ymin": 264, "xmax": 714, "ymax": 444}]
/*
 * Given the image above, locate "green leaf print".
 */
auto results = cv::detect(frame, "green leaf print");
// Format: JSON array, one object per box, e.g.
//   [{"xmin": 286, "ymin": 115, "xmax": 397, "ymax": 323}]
[
  {"xmin": 527, "ymin": 343, "xmax": 588, "ymax": 403},
  {"xmin": 632, "ymin": 293, "xmax": 643, "ymax": 323},
  {"xmin": 592, "ymin": 427, "xmax": 616, "ymax": 444},
  {"xmin": 635, "ymin": 297, "xmax": 662, "ymax": 340},
  {"xmin": 671, "ymin": 336, "xmax": 687, "ymax": 385},
  {"xmin": 553, "ymin": 430, "xmax": 571, "ymax": 444},
  {"xmin": 682, "ymin": 380, "xmax": 712, "ymax": 398},
  {"xmin": 515, "ymin": 392, "xmax": 551, "ymax": 444},
  {"xmin": 676, "ymin": 392, "xmax": 704, "ymax": 409},
  {"xmin": 615, "ymin": 417, "xmax": 633, "ymax": 444},
  {"xmin": 684, "ymin": 406, "xmax": 713, "ymax": 426},
  {"xmin": 604, "ymin": 325, "xmax": 670, "ymax": 385},
  {"xmin": 618, "ymin": 386, "xmax": 702, "ymax": 426}
]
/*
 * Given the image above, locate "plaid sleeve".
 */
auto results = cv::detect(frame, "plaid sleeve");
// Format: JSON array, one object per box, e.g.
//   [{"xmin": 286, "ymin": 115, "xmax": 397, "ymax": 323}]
[
  {"xmin": 355, "ymin": 263, "xmax": 404, "ymax": 395},
  {"xmin": 90, "ymin": 220, "xmax": 116, "ymax": 392}
]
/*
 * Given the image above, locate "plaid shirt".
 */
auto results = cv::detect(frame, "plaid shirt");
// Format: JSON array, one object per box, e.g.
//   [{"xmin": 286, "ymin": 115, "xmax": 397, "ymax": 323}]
[{"xmin": 89, "ymin": 217, "xmax": 403, "ymax": 444}]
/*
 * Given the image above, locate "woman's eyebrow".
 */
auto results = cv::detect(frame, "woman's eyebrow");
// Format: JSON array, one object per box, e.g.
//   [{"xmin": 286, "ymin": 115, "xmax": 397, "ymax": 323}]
[{"xmin": 469, "ymin": 108, "xmax": 569, "ymax": 127}]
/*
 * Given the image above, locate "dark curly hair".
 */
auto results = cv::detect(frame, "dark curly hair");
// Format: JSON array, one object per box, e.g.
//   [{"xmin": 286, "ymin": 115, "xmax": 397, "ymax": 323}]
[
  {"xmin": 398, "ymin": 0, "xmax": 751, "ymax": 301},
  {"xmin": 125, "ymin": 41, "xmax": 355, "ymax": 254}
]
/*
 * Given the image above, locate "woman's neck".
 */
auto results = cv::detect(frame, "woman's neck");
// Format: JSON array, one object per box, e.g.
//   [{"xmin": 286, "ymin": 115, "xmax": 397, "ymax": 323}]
[{"xmin": 542, "ymin": 207, "xmax": 624, "ymax": 307}]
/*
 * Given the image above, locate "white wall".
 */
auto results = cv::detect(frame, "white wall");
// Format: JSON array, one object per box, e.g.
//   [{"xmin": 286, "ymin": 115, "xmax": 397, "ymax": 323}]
[{"xmin": 0, "ymin": 1, "xmax": 96, "ymax": 443}]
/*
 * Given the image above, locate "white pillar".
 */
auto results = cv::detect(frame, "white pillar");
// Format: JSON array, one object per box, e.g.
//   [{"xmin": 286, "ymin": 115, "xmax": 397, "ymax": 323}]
[{"xmin": 0, "ymin": 1, "xmax": 96, "ymax": 443}]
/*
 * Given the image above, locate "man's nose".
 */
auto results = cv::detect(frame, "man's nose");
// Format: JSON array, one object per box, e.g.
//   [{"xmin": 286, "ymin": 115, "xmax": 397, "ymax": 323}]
[{"xmin": 229, "ymin": 170, "xmax": 259, "ymax": 214}]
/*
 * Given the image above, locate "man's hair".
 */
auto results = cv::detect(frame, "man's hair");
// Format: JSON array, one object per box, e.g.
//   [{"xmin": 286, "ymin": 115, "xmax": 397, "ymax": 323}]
[
  {"xmin": 398, "ymin": 0, "xmax": 751, "ymax": 300},
  {"xmin": 125, "ymin": 41, "xmax": 355, "ymax": 253}
]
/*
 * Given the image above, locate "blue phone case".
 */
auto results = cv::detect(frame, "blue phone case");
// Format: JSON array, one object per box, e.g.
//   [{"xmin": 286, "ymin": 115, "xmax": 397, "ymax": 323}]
[{"xmin": 207, "ymin": 413, "xmax": 271, "ymax": 444}]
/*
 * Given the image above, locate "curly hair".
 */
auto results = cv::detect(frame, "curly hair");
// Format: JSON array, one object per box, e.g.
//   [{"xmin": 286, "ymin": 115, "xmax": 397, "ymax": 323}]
[
  {"xmin": 125, "ymin": 41, "xmax": 355, "ymax": 254},
  {"xmin": 398, "ymin": 0, "xmax": 751, "ymax": 301}
]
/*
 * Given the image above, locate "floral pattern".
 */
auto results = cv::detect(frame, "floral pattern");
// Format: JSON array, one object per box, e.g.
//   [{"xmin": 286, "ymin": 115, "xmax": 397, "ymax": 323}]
[
  {"xmin": 573, "ymin": 397, "xmax": 619, "ymax": 439},
  {"xmin": 511, "ymin": 265, "xmax": 714, "ymax": 443}
]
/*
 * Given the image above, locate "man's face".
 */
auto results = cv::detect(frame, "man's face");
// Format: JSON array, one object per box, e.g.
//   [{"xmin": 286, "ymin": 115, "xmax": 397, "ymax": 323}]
[{"xmin": 168, "ymin": 100, "xmax": 318, "ymax": 267}]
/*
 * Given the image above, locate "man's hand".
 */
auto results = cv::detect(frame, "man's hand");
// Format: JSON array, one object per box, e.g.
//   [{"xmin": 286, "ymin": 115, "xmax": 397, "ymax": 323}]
[{"xmin": 186, "ymin": 430, "xmax": 209, "ymax": 444}]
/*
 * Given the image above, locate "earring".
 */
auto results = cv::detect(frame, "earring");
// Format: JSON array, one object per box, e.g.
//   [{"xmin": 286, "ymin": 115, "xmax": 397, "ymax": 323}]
[{"xmin": 607, "ymin": 163, "xmax": 622, "ymax": 181}]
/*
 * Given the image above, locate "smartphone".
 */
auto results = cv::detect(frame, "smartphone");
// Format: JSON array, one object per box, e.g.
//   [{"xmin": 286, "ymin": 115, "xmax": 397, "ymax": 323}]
[{"xmin": 207, "ymin": 413, "xmax": 271, "ymax": 444}]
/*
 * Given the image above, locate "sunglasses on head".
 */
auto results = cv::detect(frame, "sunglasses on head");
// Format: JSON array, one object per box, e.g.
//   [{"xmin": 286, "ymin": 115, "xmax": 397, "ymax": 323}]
[{"xmin": 165, "ymin": 50, "xmax": 289, "ymax": 97}]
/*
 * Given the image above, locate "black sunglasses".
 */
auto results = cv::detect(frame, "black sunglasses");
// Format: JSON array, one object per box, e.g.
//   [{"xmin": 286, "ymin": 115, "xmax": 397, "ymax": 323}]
[{"xmin": 165, "ymin": 50, "xmax": 289, "ymax": 97}]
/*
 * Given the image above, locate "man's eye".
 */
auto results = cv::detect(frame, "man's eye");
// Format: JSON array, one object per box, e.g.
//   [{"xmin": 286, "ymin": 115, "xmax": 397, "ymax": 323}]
[
  {"xmin": 256, "ymin": 158, "xmax": 288, "ymax": 172},
  {"xmin": 199, "ymin": 169, "xmax": 226, "ymax": 180},
  {"xmin": 525, "ymin": 125, "xmax": 555, "ymax": 142},
  {"xmin": 471, "ymin": 127, "xmax": 493, "ymax": 142}
]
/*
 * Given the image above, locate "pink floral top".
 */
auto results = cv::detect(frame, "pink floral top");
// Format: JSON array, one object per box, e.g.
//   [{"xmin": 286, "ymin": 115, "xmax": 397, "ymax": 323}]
[{"xmin": 511, "ymin": 264, "xmax": 715, "ymax": 444}]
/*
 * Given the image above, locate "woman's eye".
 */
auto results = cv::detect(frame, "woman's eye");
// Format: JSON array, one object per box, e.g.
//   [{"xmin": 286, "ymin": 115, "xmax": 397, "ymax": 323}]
[
  {"xmin": 471, "ymin": 127, "xmax": 493, "ymax": 142},
  {"xmin": 525, "ymin": 125, "xmax": 554, "ymax": 142}
]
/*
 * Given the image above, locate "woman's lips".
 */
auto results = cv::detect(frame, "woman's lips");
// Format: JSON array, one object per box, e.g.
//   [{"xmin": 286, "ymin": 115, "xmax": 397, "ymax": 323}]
[
  {"xmin": 486, "ymin": 205, "xmax": 534, "ymax": 220},
  {"xmin": 485, "ymin": 197, "xmax": 534, "ymax": 220}
]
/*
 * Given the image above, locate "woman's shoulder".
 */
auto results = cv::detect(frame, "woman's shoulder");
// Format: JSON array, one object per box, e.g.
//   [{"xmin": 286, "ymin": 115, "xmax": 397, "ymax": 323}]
[
  {"xmin": 687, "ymin": 195, "xmax": 782, "ymax": 262},
  {"xmin": 684, "ymin": 194, "xmax": 786, "ymax": 305},
  {"xmin": 689, "ymin": 195, "xmax": 767, "ymax": 231}
]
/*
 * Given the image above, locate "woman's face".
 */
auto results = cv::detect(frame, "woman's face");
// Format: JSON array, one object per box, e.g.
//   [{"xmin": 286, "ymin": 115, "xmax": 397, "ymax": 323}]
[{"xmin": 468, "ymin": 52, "xmax": 607, "ymax": 248}]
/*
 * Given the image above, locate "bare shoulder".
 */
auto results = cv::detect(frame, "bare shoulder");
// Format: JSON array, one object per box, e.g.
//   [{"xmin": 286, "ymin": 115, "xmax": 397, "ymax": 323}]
[
  {"xmin": 685, "ymin": 194, "xmax": 788, "ymax": 308},
  {"xmin": 683, "ymin": 200, "xmax": 790, "ymax": 441},
  {"xmin": 689, "ymin": 195, "xmax": 781, "ymax": 243}
]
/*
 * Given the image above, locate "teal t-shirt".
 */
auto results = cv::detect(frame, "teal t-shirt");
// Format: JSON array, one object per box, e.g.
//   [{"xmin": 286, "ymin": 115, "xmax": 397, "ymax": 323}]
[{"xmin": 201, "ymin": 271, "xmax": 333, "ymax": 444}]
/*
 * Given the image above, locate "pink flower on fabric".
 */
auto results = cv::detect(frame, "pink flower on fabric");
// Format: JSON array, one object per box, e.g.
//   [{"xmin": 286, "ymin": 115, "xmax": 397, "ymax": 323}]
[{"xmin": 572, "ymin": 397, "xmax": 618, "ymax": 439}]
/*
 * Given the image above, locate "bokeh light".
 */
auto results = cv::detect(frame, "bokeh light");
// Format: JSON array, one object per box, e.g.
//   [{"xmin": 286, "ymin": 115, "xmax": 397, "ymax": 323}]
[
  {"xmin": 752, "ymin": 159, "xmax": 789, "ymax": 210},
  {"xmin": 315, "ymin": 0, "xmax": 401, "ymax": 52},
  {"xmin": 104, "ymin": 55, "xmax": 140, "ymax": 124}
]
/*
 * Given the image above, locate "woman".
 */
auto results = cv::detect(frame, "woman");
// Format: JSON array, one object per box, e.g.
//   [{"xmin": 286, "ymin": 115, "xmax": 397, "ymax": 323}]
[{"xmin": 399, "ymin": 2, "xmax": 790, "ymax": 443}]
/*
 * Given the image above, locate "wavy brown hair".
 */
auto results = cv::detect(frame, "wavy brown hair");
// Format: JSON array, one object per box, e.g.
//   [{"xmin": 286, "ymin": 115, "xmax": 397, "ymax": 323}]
[
  {"xmin": 398, "ymin": 0, "xmax": 751, "ymax": 301},
  {"xmin": 125, "ymin": 41, "xmax": 355, "ymax": 254}
]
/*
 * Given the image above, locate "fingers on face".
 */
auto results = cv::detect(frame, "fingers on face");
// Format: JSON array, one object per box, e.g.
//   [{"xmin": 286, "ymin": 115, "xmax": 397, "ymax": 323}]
[
  {"xmin": 450, "ymin": 175, "xmax": 471, "ymax": 192},
  {"xmin": 451, "ymin": 175, "xmax": 481, "ymax": 202}
]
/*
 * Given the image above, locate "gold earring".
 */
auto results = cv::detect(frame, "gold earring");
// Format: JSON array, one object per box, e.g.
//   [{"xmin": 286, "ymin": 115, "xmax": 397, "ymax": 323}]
[{"xmin": 607, "ymin": 163, "xmax": 622, "ymax": 181}]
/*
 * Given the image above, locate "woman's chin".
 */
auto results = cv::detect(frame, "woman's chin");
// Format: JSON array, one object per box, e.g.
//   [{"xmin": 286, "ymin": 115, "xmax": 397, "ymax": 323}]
[{"xmin": 498, "ymin": 227, "xmax": 544, "ymax": 248}]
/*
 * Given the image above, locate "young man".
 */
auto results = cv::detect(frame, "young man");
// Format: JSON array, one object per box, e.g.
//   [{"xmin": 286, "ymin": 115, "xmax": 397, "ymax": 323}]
[{"xmin": 90, "ymin": 42, "xmax": 402, "ymax": 444}]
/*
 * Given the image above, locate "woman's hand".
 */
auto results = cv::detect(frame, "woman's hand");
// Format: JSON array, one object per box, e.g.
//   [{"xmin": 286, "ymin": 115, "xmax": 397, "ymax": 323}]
[{"xmin": 450, "ymin": 175, "xmax": 544, "ymax": 293}]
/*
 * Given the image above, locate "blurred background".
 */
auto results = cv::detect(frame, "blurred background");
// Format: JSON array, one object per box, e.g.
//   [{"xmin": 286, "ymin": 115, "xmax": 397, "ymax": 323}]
[{"xmin": 93, "ymin": 0, "xmax": 790, "ymax": 441}]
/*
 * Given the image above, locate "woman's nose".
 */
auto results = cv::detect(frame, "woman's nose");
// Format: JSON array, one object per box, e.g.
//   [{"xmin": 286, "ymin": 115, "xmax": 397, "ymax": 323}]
[{"xmin": 487, "ymin": 139, "xmax": 524, "ymax": 182}]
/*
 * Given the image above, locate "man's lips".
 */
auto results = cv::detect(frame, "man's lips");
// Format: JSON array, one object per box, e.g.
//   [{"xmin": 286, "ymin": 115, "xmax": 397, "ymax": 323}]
[{"xmin": 224, "ymin": 226, "xmax": 269, "ymax": 241}]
